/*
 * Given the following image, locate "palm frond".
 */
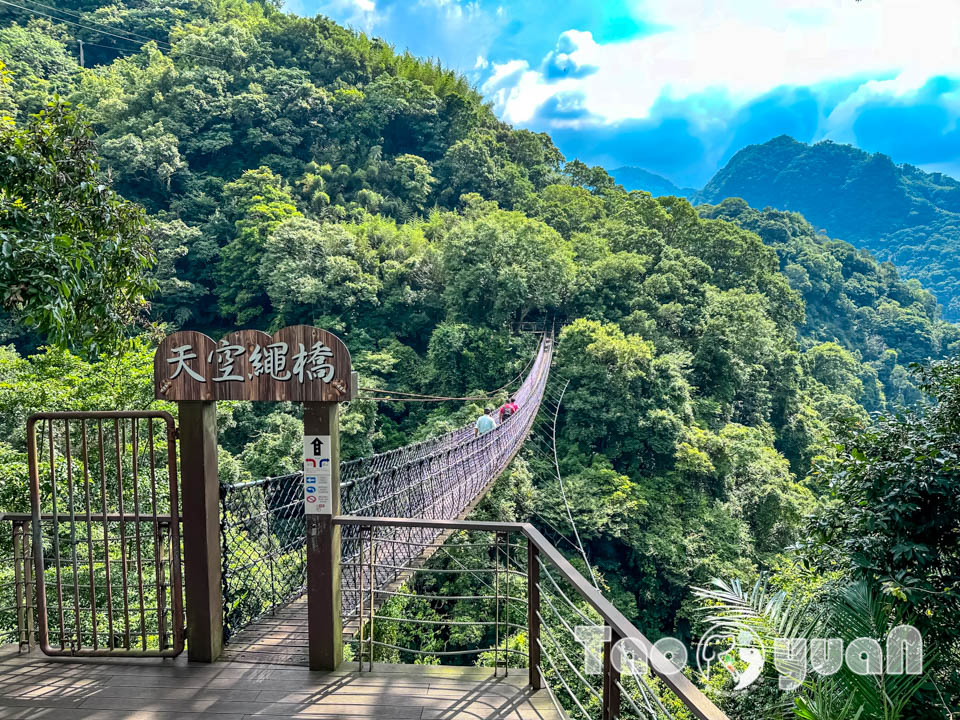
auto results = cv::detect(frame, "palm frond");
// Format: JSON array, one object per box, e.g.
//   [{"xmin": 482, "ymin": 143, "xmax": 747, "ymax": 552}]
[
  {"xmin": 694, "ymin": 578, "xmax": 937, "ymax": 720},
  {"xmin": 794, "ymin": 676, "xmax": 864, "ymax": 720},
  {"xmin": 693, "ymin": 577, "xmax": 820, "ymax": 644}
]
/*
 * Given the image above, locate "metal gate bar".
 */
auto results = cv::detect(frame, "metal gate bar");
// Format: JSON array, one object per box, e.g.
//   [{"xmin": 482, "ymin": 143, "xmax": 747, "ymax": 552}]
[{"xmin": 26, "ymin": 411, "xmax": 184, "ymax": 657}]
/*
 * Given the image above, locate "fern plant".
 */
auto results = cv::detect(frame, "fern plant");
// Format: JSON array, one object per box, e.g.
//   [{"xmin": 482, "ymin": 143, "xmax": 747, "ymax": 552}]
[{"xmin": 694, "ymin": 579, "xmax": 935, "ymax": 720}]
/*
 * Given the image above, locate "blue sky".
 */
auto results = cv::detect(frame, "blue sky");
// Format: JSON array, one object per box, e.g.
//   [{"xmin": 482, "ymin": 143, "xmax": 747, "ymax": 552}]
[{"xmin": 289, "ymin": 0, "xmax": 960, "ymax": 188}]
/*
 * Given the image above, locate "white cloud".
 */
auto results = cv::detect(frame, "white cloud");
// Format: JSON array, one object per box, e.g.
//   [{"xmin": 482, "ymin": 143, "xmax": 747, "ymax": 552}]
[
  {"xmin": 486, "ymin": 0, "xmax": 960, "ymax": 133},
  {"xmin": 482, "ymin": 59, "xmax": 528, "ymax": 89},
  {"xmin": 482, "ymin": 59, "xmax": 561, "ymax": 124},
  {"xmin": 305, "ymin": 0, "xmax": 378, "ymax": 31}
]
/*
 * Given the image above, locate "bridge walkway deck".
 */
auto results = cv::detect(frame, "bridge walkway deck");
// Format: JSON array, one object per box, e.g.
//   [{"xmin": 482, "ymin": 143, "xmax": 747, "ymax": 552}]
[{"xmin": 0, "ymin": 644, "xmax": 565, "ymax": 719}]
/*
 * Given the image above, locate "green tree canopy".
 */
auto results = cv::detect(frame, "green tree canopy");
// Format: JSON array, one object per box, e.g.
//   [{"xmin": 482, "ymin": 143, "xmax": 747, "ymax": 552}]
[{"xmin": 0, "ymin": 99, "xmax": 153, "ymax": 354}]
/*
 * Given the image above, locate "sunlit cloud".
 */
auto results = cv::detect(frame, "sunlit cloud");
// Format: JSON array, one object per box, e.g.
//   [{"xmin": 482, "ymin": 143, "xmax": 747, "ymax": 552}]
[
  {"xmin": 302, "ymin": 0, "xmax": 960, "ymax": 185},
  {"xmin": 492, "ymin": 1, "xmax": 960, "ymax": 125}
]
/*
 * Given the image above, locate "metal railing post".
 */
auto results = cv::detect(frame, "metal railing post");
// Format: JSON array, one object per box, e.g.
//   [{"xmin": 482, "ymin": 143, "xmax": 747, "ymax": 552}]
[
  {"xmin": 265, "ymin": 483, "xmax": 276, "ymax": 613},
  {"xmin": 494, "ymin": 531, "xmax": 501, "ymax": 676},
  {"xmin": 157, "ymin": 521, "xmax": 169, "ymax": 650},
  {"xmin": 527, "ymin": 540, "xmax": 541, "ymax": 689},
  {"xmin": 603, "ymin": 629, "xmax": 622, "ymax": 720},
  {"xmin": 13, "ymin": 520, "xmax": 26, "ymax": 649},
  {"xmin": 367, "ymin": 526, "xmax": 375, "ymax": 671},
  {"xmin": 23, "ymin": 521, "xmax": 34, "ymax": 650},
  {"xmin": 357, "ymin": 524, "xmax": 364, "ymax": 671},
  {"xmin": 504, "ymin": 531, "xmax": 510, "ymax": 678}
]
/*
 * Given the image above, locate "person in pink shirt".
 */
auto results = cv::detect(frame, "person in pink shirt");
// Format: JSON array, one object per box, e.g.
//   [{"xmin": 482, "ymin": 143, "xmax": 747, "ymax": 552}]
[{"xmin": 498, "ymin": 396, "xmax": 519, "ymax": 424}]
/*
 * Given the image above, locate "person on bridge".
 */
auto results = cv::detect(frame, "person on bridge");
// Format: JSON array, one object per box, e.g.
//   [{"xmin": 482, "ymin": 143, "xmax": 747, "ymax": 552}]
[
  {"xmin": 474, "ymin": 407, "xmax": 496, "ymax": 436},
  {"xmin": 498, "ymin": 396, "xmax": 519, "ymax": 424}
]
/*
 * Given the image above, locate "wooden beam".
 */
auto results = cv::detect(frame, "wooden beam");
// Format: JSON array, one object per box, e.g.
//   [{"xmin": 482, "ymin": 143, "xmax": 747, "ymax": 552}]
[
  {"xmin": 305, "ymin": 402, "xmax": 343, "ymax": 670},
  {"xmin": 178, "ymin": 401, "xmax": 222, "ymax": 662}
]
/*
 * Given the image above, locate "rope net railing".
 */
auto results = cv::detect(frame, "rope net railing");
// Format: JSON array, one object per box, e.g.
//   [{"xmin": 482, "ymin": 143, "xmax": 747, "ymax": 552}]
[
  {"xmin": 219, "ymin": 334, "xmax": 553, "ymax": 641},
  {"xmin": 219, "ymin": 472, "xmax": 305, "ymax": 640}
]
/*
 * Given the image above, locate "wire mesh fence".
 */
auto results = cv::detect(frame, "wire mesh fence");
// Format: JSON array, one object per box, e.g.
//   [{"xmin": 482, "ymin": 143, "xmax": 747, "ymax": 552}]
[
  {"xmin": 218, "ymin": 335, "xmax": 554, "ymax": 642},
  {"xmin": 219, "ymin": 472, "xmax": 306, "ymax": 642},
  {"xmin": 345, "ymin": 525, "xmax": 527, "ymax": 669}
]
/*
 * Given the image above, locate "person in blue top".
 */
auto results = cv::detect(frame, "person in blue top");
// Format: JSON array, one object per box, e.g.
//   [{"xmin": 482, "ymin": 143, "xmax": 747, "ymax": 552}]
[{"xmin": 474, "ymin": 407, "xmax": 496, "ymax": 436}]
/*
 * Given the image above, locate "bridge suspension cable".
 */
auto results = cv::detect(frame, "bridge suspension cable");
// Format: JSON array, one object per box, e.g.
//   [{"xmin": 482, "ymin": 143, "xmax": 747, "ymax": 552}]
[{"xmin": 357, "ymin": 345, "xmax": 539, "ymax": 402}]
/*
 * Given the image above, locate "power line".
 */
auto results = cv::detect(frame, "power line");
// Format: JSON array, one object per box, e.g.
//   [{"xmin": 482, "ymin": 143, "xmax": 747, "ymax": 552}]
[
  {"xmin": 522, "ymin": 377, "xmax": 600, "ymax": 590},
  {"xmin": 16, "ymin": 0, "xmax": 177, "ymax": 47},
  {"xmin": 0, "ymin": 0, "xmax": 221, "ymax": 64},
  {"xmin": 0, "ymin": 0, "xmax": 151, "ymax": 48},
  {"xmin": 359, "ymin": 346, "xmax": 536, "ymax": 403},
  {"xmin": 71, "ymin": 39, "xmax": 151, "ymax": 58}
]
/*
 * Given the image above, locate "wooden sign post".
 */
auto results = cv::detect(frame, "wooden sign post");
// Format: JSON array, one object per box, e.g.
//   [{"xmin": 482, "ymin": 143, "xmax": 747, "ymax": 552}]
[{"xmin": 154, "ymin": 325, "xmax": 355, "ymax": 666}]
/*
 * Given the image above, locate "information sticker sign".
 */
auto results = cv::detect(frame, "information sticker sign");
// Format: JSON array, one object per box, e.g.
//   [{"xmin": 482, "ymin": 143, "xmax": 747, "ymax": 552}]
[{"xmin": 303, "ymin": 435, "xmax": 332, "ymax": 515}]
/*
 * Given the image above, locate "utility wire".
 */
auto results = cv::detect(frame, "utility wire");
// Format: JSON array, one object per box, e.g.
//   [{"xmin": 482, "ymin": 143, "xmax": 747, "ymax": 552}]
[
  {"xmin": 360, "ymin": 343, "xmax": 537, "ymax": 403},
  {"xmin": 512, "ymin": 377, "xmax": 598, "ymax": 581},
  {"xmin": 0, "ymin": 0, "xmax": 221, "ymax": 64},
  {"xmin": 69, "ymin": 39, "xmax": 150, "ymax": 57},
  {"xmin": 361, "ymin": 395, "xmax": 492, "ymax": 403},
  {"xmin": 18, "ymin": 0, "xmax": 177, "ymax": 46},
  {"xmin": 531, "ymin": 509, "xmax": 591, "ymax": 556}
]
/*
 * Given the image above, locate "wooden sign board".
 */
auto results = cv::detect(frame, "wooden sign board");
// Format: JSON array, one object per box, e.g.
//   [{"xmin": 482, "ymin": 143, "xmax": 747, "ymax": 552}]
[{"xmin": 154, "ymin": 325, "xmax": 355, "ymax": 403}]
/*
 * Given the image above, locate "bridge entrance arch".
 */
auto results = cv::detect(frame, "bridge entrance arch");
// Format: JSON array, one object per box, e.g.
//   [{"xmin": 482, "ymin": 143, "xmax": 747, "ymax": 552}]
[{"xmin": 153, "ymin": 325, "xmax": 356, "ymax": 668}]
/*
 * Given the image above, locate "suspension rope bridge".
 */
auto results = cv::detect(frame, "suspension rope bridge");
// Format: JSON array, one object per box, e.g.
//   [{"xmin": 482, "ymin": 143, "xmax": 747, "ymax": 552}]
[
  {"xmin": 218, "ymin": 333, "xmax": 554, "ymax": 653},
  {"xmin": 4, "ymin": 326, "xmax": 730, "ymax": 719}
]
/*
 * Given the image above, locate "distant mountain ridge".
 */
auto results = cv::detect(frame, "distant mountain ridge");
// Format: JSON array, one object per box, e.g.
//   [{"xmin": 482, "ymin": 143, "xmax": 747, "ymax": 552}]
[
  {"xmin": 697, "ymin": 135, "xmax": 960, "ymax": 319},
  {"xmin": 610, "ymin": 166, "xmax": 697, "ymax": 198}
]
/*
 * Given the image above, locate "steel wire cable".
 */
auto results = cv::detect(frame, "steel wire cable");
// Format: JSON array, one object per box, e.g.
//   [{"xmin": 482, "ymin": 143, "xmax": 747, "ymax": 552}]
[
  {"xmin": 537, "ymin": 637, "xmax": 594, "ymax": 720},
  {"xmin": 536, "ymin": 609, "xmax": 604, "ymax": 702},
  {"xmin": 0, "ymin": 0, "xmax": 222, "ymax": 63}
]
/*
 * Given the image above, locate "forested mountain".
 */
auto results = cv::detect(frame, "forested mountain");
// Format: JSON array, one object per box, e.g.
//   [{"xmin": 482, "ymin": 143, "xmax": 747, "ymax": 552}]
[
  {"xmin": 1, "ymin": 2, "xmax": 959, "ymax": 717},
  {"xmin": 0, "ymin": 0, "xmax": 953, "ymax": 628},
  {"xmin": 699, "ymin": 135, "xmax": 960, "ymax": 320},
  {"xmin": 610, "ymin": 166, "xmax": 696, "ymax": 198}
]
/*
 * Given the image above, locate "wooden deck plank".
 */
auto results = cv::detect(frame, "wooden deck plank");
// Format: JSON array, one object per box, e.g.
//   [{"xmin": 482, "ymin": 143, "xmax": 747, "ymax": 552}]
[{"xmin": 0, "ymin": 647, "xmax": 566, "ymax": 720}]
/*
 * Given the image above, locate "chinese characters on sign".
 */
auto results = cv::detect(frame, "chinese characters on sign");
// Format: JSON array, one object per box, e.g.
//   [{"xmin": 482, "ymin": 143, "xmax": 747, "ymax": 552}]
[
  {"xmin": 154, "ymin": 326, "xmax": 354, "ymax": 402},
  {"xmin": 303, "ymin": 435, "xmax": 332, "ymax": 515},
  {"xmin": 166, "ymin": 340, "xmax": 335, "ymax": 383},
  {"xmin": 167, "ymin": 344, "xmax": 205, "ymax": 382}
]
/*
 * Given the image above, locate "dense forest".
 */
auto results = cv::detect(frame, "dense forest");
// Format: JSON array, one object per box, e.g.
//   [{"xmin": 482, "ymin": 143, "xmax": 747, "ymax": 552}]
[
  {"xmin": 699, "ymin": 135, "xmax": 960, "ymax": 321},
  {"xmin": 1, "ymin": 1, "xmax": 959, "ymax": 718}
]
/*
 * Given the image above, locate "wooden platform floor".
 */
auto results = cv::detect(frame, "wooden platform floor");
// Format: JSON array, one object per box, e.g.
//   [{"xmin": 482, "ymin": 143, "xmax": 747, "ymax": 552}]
[
  {"xmin": 220, "ymin": 595, "xmax": 312, "ymax": 665},
  {"xmin": 0, "ymin": 645, "xmax": 564, "ymax": 720}
]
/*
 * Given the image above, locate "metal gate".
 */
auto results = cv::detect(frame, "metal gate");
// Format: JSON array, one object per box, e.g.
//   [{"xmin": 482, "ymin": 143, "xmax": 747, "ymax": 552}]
[{"xmin": 26, "ymin": 411, "xmax": 184, "ymax": 657}]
